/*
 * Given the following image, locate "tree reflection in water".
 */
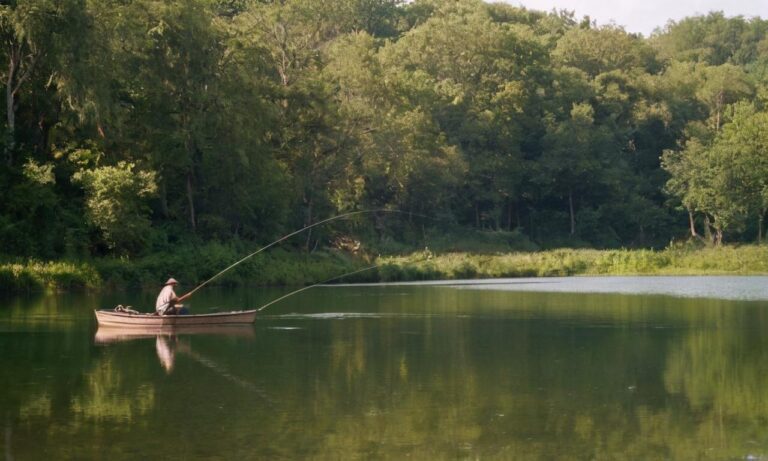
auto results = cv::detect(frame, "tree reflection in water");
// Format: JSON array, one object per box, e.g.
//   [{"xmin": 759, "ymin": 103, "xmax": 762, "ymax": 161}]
[{"xmin": 5, "ymin": 288, "xmax": 768, "ymax": 458}]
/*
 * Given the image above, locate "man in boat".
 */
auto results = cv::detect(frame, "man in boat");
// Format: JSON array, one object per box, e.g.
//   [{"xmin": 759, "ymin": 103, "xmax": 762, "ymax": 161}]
[{"xmin": 156, "ymin": 278, "xmax": 191, "ymax": 315}]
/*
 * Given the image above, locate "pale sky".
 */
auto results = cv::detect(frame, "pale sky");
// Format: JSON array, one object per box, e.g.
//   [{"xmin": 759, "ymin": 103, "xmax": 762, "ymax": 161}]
[{"xmin": 507, "ymin": 0, "xmax": 768, "ymax": 36}]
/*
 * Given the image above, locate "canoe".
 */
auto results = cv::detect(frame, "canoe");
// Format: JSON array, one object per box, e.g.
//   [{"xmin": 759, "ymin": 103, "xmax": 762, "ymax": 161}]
[{"xmin": 94, "ymin": 309, "xmax": 258, "ymax": 328}]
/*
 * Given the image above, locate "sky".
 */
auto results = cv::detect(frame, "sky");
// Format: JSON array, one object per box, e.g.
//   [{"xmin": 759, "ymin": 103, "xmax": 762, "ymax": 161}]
[{"xmin": 507, "ymin": 0, "xmax": 768, "ymax": 36}]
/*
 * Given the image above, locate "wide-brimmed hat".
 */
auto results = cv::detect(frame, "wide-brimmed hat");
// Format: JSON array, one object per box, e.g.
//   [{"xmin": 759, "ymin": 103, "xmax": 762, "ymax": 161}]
[{"xmin": 164, "ymin": 278, "xmax": 179, "ymax": 286}]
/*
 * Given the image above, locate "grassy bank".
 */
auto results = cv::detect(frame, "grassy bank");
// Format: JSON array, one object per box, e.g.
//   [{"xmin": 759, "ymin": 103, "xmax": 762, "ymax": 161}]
[
  {"xmin": 3, "ymin": 244, "xmax": 768, "ymax": 293},
  {"xmin": 94, "ymin": 245, "xmax": 362, "ymax": 289},
  {"xmin": 0, "ymin": 261, "xmax": 101, "ymax": 293},
  {"xmin": 377, "ymin": 245, "xmax": 768, "ymax": 281},
  {"xmin": 0, "ymin": 244, "xmax": 362, "ymax": 293}
]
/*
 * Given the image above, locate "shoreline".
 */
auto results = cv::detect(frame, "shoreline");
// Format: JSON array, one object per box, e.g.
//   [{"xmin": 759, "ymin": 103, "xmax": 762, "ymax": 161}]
[{"xmin": 3, "ymin": 245, "xmax": 768, "ymax": 294}]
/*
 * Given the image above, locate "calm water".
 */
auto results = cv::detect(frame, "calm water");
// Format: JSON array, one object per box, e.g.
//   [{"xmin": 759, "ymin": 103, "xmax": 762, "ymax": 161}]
[{"xmin": 2, "ymin": 277, "xmax": 768, "ymax": 460}]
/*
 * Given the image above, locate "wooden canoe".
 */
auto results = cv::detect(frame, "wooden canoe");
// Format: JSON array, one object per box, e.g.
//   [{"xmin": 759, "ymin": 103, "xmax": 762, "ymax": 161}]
[{"xmin": 94, "ymin": 309, "xmax": 258, "ymax": 328}]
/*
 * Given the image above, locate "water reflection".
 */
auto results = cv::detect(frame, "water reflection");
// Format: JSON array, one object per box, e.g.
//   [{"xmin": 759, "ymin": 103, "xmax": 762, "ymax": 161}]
[
  {"xmin": 71, "ymin": 358, "xmax": 155, "ymax": 422},
  {"xmin": 94, "ymin": 325, "xmax": 255, "ymax": 344},
  {"xmin": 5, "ymin": 285, "xmax": 768, "ymax": 458},
  {"xmin": 155, "ymin": 336, "xmax": 182, "ymax": 373},
  {"xmin": 94, "ymin": 325, "xmax": 255, "ymax": 374}
]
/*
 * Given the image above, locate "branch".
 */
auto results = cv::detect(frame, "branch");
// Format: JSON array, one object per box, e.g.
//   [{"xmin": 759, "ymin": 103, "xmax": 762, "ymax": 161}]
[
  {"xmin": 6, "ymin": 46, "xmax": 16, "ymax": 89},
  {"xmin": 12, "ymin": 50, "xmax": 38, "ymax": 96}
]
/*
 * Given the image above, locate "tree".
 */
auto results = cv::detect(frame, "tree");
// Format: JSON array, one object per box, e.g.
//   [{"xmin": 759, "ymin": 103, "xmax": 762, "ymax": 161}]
[
  {"xmin": 552, "ymin": 26, "xmax": 658, "ymax": 78},
  {"xmin": 695, "ymin": 63, "xmax": 754, "ymax": 131},
  {"xmin": 711, "ymin": 103, "xmax": 768, "ymax": 241},
  {"xmin": 653, "ymin": 12, "xmax": 768, "ymax": 66},
  {"xmin": 662, "ymin": 126, "xmax": 754, "ymax": 246},
  {"xmin": 73, "ymin": 159, "xmax": 157, "ymax": 254},
  {"xmin": 0, "ymin": 0, "xmax": 90, "ymax": 165},
  {"xmin": 378, "ymin": 0, "xmax": 547, "ymax": 229},
  {"xmin": 538, "ymin": 102, "xmax": 616, "ymax": 237}
]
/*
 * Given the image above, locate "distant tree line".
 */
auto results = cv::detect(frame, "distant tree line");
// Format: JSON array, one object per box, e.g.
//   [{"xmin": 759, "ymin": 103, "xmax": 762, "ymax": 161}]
[{"xmin": 1, "ymin": 0, "xmax": 768, "ymax": 257}]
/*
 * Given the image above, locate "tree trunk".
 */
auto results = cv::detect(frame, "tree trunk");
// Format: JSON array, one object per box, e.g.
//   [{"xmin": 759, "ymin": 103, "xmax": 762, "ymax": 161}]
[
  {"xmin": 568, "ymin": 189, "xmax": 575, "ymax": 236},
  {"xmin": 475, "ymin": 202, "xmax": 480, "ymax": 228},
  {"xmin": 186, "ymin": 172, "xmax": 196, "ymax": 231},
  {"xmin": 703, "ymin": 215, "xmax": 714, "ymax": 245},
  {"xmin": 688, "ymin": 210, "xmax": 698, "ymax": 239},
  {"xmin": 759, "ymin": 210, "xmax": 765, "ymax": 244},
  {"xmin": 4, "ymin": 44, "xmax": 36, "ymax": 166},
  {"xmin": 5, "ymin": 52, "xmax": 17, "ymax": 166}
]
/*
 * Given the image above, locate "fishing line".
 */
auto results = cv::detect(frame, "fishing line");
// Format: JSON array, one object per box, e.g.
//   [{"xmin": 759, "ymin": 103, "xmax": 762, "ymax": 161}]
[
  {"xmin": 256, "ymin": 264, "xmax": 380, "ymax": 312},
  {"xmin": 184, "ymin": 209, "xmax": 432, "ymax": 299},
  {"xmin": 257, "ymin": 250, "xmax": 434, "ymax": 312}
]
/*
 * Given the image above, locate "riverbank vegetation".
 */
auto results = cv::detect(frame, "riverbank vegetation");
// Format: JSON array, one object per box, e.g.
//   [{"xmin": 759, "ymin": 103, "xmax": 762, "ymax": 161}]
[
  {"xmin": 0, "ymin": 261, "xmax": 100, "ymax": 293},
  {"xmin": 4, "ymin": 244, "xmax": 768, "ymax": 292},
  {"xmin": 378, "ymin": 245, "xmax": 768, "ymax": 281},
  {"xmin": 2, "ymin": 1, "xmax": 768, "ymax": 290}
]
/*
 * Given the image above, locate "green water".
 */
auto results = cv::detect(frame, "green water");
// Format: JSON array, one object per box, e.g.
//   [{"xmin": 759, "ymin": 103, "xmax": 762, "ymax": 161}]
[{"xmin": 2, "ymin": 279, "xmax": 768, "ymax": 460}]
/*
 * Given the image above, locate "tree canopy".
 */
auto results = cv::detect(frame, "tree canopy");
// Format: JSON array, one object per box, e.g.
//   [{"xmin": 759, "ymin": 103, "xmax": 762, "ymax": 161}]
[{"xmin": 1, "ymin": 0, "xmax": 768, "ymax": 257}]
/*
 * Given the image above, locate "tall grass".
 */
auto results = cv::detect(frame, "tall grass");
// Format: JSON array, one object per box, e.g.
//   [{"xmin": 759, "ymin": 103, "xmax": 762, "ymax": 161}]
[
  {"xmin": 376, "ymin": 245, "xmax": 768, "ymax": 281},
  {"xmin": 0, "ymin": 260, "xmax": 100, "ymax": 292},
  {"xmin": 94, "ymin": 245, "xmax": 364, "ymax": 289},
  {"xmin": 3, "ymin": 244, "xmax": 768, "ymax": 292}
]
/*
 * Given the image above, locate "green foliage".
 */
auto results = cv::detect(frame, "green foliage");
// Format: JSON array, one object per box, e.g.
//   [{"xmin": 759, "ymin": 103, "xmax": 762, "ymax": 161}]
[
  {"xmin": 652, "ymin": 12, "xmax": 768, "ymax": 66},
  {"xmin": 93, "ymin": 244, "xmax": 364, "ymax": 289},
  {"xmin": 553, "ymin": 26, "xmax": 658, "ymax": 76},
  {"xmin": 1, "ymin": 1, "xmax": 768, "ymax": 263},
  {"xmin": 0, "ymin": 260, "xmax": 100, "ymax": 292},
  {"xmin": 5, "ymin": 243, "xmax": 768, "ymax": 292},
  {"xmin": 377, "ymin": 245, "xmax": 768, "ymax": 281},
  {"xmin": 663, "ymin": 102, "xmax": 768, "ymax": 244},
  {"xmin": 73, "ymin": 161, "xmax": 157, "ymax": 254}
]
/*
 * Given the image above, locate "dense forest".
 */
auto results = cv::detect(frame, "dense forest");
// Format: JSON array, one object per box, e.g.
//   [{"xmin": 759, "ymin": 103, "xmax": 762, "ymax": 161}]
[{"xmin": 2, "ymin": 0, "xmax": 768, "ymax": 259}]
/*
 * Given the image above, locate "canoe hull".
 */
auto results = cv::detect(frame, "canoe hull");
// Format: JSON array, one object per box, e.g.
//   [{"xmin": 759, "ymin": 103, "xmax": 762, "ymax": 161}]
[{"xmin": 94, "ymin": 309, "xmax": 257, "ymax": 327}]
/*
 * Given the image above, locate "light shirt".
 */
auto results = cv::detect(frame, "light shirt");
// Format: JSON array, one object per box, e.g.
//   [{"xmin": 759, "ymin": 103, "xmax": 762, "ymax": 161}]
[{"xmin": 155, "ymin": 285, "xmax": 177, "ymax": 314}]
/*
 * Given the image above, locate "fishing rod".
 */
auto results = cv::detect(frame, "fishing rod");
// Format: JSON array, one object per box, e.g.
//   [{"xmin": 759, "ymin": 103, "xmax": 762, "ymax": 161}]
[
  {"xmin": 183, "ymin": 209, "xmax": 430, "ymax": 300},
  {"xmin": 256, "ymin": 247, "xmax": 437, "ymax": 312},
  {"xmin": 256, "ymin": 264, "xmax": 379, "ymax": 312}
]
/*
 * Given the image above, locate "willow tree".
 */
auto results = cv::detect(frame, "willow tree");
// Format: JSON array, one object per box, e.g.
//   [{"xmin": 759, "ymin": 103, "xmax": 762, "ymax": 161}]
[{"xmin": 0, "ymin": 0, "xmax": 91, "ymax": 165}]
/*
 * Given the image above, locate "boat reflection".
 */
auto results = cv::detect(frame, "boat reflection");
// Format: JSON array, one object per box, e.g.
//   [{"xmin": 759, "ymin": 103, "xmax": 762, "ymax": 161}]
[
  {"xmin": 94, "ymin": 325, "xmax": 256, "ymax": 374},
  {"xmin": 94, "ymin": 324, "xmax": 255, "ymax": 344}
]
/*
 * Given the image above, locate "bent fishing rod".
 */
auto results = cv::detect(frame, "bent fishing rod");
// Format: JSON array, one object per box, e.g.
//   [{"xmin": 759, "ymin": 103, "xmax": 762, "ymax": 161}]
[
  {"xmin": 182, "ymin": 209, "xmax": 431, "ymax": 300},
  {"xmin": 256, "ymin": 264, "xmax": 379, "ymax": 312},
  {"xmin": 257, "ymin": 249, "xmax": 437, "ymax": 312}
]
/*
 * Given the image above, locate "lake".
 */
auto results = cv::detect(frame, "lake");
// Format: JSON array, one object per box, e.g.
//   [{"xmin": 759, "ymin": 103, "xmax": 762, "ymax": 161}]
[{"xmin": 2, "ymin": 276, "xmax": 768, "ymax": 459}]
